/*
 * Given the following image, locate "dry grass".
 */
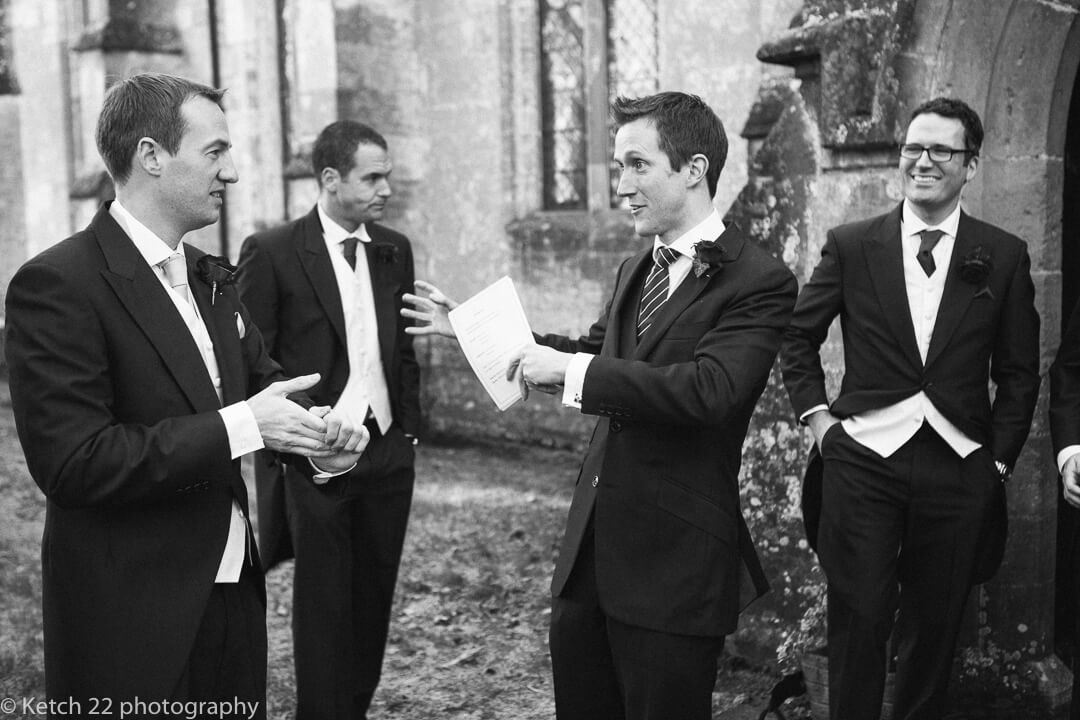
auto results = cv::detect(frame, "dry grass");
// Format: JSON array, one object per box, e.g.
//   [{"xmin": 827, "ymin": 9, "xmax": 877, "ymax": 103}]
[{"xmin": 0, "ymin": 387, "xmax": 788, "ymax": 719}]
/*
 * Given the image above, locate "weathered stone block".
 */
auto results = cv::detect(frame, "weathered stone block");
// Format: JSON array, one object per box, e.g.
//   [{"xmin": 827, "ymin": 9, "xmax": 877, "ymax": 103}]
[{"xmin": 757, "ymin": 0, "xmax": 915, "ymax": 151}]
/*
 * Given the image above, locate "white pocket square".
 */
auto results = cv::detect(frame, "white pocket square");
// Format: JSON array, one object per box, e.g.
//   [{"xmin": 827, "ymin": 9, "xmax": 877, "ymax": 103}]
[{"xmin": 235, "ymin": 312, "xmax": 246, "ymax": 339}]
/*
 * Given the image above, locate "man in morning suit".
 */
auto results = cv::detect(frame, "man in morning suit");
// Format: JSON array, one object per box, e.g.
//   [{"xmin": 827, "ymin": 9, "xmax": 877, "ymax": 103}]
[
  {"xmin": 404, "ymin": 91, "xmax": 796, "ymax": 720},
  {"xmin": 4, "ymin": 73, "xmax": 365, "ymax": 712},
  {"xmin": 1050, "ymin": 299, "xmax": 1080, "ymax": 719},
  {"xmin": 781, "ymin": 97, "xmax": 1040, "ymax": 719},
  {"xmin": 237, "ymin": 120, "xmax": 420, "ymax": 719}
]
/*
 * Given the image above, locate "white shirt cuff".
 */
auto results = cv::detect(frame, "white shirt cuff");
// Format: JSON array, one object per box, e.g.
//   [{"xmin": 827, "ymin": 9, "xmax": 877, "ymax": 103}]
[
  {"xmin": 799, "ymin": 404, "xmax": 831, "ymax": 424},
  {"xmin": 309, "ymin": 458, "xmax": 357, "ymax": 482},
  {"xmin": 562, "ymin": 353, "xmax": 594, "ymax": 409},
  {"xmin": 220, "ymin": 402, "xmax": 265, "ymax": 459},
  {"xmin": 1058, "ymin": 446, "xmax": 1080, "ymax": 474}
]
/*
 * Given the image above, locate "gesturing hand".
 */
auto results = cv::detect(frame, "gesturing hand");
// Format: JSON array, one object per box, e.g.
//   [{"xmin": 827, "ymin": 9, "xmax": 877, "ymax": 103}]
[
  {"xmin": 248, "ymin": 374, "xmax": 333, "ymax": 456},
  {"xmin": 402, "ymin": 280, "xmax": 459, "ymax": 338}
]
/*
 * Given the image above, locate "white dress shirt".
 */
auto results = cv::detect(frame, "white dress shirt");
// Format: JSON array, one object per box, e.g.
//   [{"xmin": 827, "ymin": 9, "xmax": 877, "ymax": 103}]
[
  {"xmin": 562, "ymin": 211, "xmax": 726, "ymax": 408},
  {"xmin": 803, "ymin": 200, "xmax": 980, "ymax": 459},
  {"xmin": 109, "ymin": 200, "xmax": 262, "ymax": 583},
  {"xmin": 317, "ymin": 204, "xmax": 394, "ymax": 434}
]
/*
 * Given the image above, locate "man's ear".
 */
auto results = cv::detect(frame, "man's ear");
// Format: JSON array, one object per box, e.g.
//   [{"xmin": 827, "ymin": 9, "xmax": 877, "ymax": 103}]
[
  {"xmin": 321, "ymin": 167, "xmax": 340, "ymax": 193},
  {"xmin": 135, "ymin": 137, "xmax": 164, "ymax": 177},
  {"xmin": 964, "ymin": 153, "xmax": 979, "ymax": 184},
  {"xmin": 686, "ymin": 153, "xmax": 709, "ymax": 190}
]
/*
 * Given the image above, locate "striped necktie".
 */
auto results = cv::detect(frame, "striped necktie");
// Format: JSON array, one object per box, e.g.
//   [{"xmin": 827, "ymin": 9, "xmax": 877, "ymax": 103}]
[{"xmin": 637, "ymin": 245, "xmax": 680, "ymax": 339}]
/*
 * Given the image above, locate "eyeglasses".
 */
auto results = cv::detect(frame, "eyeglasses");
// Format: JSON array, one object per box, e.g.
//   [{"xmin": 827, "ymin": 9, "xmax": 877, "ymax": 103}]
[{"xmin": 899, "ymin": 144, "xmax": 977, "ymax": 163}]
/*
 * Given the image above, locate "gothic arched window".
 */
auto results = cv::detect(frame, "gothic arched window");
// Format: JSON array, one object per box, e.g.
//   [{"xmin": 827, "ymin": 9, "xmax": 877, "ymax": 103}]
[{"xmin": 539, "ymin": 0, "xmax": 658, "ymax": 211}]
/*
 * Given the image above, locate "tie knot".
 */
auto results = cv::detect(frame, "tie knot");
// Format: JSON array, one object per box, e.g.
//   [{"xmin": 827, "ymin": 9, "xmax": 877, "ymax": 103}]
[
  {"xmin": 342, "ymin": 236, "xmax": 359, "ymax": 270},
  {"xmin": 918, "ymin": 228, "xmax": 944, "ymax": 252},
  {"xmin": 655, "ymin": 245, "xmax": 679, "ymax": 268},
  {"xmin": 160, "ymin": 253, "xmax": 187, "ymax": 290}
]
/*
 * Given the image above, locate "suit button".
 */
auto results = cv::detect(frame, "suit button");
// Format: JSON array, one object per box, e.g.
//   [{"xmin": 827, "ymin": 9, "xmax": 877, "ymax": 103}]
[
  {"xmin": 611, "ymin": 421, "xmax": 622, "ymax": 432},
  {"xmin": 592, "ymin": 476, "xmax": 599, "ymax": 488}
]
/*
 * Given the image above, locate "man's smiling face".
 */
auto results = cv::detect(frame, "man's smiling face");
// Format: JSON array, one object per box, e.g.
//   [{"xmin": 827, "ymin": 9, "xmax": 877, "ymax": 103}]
[{"xmin": 900, "ymin": 112, "xmax": 978, "ymax": 223}]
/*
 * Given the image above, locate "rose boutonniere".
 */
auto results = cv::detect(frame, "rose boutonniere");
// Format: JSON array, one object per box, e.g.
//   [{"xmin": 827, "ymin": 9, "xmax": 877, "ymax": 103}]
[
  {"xmin": 959, "ymin": 245, "xmax": 992, "ymax": 286},
  {"xmin": 691, "ymin": 239, "xmax": 726, "ymax": 278},
  {"xmin": 195, "ymin": 254, "xmax": 238, "ymax": 306},
  {"xmin": 373, "ymin": 242, "xmax": 399, "ymax": 265}
]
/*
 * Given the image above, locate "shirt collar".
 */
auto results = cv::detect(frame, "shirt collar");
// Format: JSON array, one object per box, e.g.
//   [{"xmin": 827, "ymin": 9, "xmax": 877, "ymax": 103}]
[
  {"xmin": 901, "ymin": 199, "xmax": 962, "ymax": 239},
  {"xmin": 109, "ymin": 199, "xmax": 182, "ymax": 269},
  {"xmin": 653, "ymin": 210, "xmax": 726, "ymax": 260},
  {"xmin": 317, "ymin": 203, "xmax": 371, "ymax": 246}
]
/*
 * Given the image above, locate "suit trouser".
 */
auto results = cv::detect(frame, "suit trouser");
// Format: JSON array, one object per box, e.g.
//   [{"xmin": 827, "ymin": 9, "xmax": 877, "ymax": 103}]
[
  {"xmin": 818, "ymin": 423, "xmax": 999, "ymax": 720},
  {"xmin": 286, "ymin": 425, "xmax": 415, "ymax": 720},
  {"xmin": 176, "ymin": 559, "xmax": 268, "ymax": 720},
  {"xmin": 549, "ymin": 520, "xmax": 725, "ymax": 720},
  {"xmin": 1068, "ymin": 518, "xmax": 1080, "ymax": 720}
]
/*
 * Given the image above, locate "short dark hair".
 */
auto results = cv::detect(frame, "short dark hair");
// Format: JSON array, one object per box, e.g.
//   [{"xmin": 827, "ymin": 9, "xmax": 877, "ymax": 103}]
[
  {"xmin": 910, "ymin": 97, "xmax": 984, "ymax": 157},
  {"xmin": 611, "ymin": 92, "xmax": 728, "ymax": 198},
  {"xmin": 312, "ymin": 121, "xmax": 388, "ymax": 187},
  {"xmin": 96, "ymin": 72, "xmax": 225, "ymax": 185}
]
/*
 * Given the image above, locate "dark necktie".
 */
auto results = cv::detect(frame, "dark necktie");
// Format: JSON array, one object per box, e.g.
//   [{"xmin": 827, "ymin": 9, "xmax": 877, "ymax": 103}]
[
  {"xmin": 637, "ymin": 245, "xmax": 680, "ymax": 339},
  {"xmin": 342, "ymin": 236, "xmax": 359, "ymax": 270},
  {"xmin": 917, "ymin": 229, "xmax": 944, "ymax": 276}
]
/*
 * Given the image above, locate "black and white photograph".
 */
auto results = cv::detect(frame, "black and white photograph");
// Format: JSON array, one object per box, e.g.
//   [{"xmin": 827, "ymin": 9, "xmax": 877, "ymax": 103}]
[{"xmin": 0, "ymin": 1, "xmax": 1078, "ymax": 719}]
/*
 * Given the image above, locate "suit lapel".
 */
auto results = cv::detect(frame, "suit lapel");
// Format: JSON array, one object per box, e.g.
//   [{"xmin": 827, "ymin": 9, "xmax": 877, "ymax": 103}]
[
  {"xmin": 187, "ymin": 249, "xmax": 243, "ymax": 407},
  {"xmin": 364, "ymin": 225, "xmax": 399, "ymax": 370},
  {"xmin": 862, "ymin": 205, "xmax": 923, "ymax": 369},
  {"xmin": 186, "ymin": 252, "xmax": 253, "ymax": 508},
  {"xmin": 924, "ymin": 212, "xmax": 979, "ymax": 369},
  {"xmin": 95, "ymin": 207, "xmax": 221, "ymax": 414},
  {"xmin": 298, "ymin": 208, "xmax": 349, "ymax": 349},
  {"xmin": 612, "ymin": 251, "xmax": 653, "ymax": 358}
]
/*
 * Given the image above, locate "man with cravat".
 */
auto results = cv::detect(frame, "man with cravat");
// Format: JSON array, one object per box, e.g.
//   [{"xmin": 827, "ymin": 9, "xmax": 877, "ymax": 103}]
[
  {"xmin": 4, "ymin": 72, "xmax": 365, "ymax": 711},
  {"xmin": 781, "ymin": 97, "xmax": 1041, "ymax": 718},
  {"xmin": 237, "ymin": 120, "xmax": 420, "ymax": 719}
]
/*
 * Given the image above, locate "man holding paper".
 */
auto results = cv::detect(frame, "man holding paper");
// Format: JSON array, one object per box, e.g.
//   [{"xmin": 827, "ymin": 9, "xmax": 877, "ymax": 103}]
[
  {"xmin": 404, "ymin": 91, "xmax": 797, "ymax": 720},
  {"xmin": 237, "ymin": 120, "xmax": 420, "ymax": 719}
]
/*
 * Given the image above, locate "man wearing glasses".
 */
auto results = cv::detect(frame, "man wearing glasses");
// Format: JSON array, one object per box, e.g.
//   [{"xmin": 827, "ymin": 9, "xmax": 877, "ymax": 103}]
[{"xmin": 781, "ymin": 97, "xmax": 1040, "ymax": 718}]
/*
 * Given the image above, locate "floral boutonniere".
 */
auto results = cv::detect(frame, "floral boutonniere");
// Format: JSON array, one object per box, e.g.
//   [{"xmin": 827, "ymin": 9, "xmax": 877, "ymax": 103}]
[
  {"xmin": 958, "ymin": 245, "xmax": 993, "ymax": 286},
  {"xmin": 373, "ymin": 242, "xmax": 399, "ymax": 265},
  {"xmin": 195, "ymin": 254, "xmax": 238, "ymax": 306},
  {"xmin": 691, "ymin": 239, "xmax": 726, "ymax": 278}
]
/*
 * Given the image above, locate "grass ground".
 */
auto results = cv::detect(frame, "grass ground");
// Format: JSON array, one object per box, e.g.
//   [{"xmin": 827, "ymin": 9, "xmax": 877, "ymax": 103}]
[{"xmin": 0, "ymin": 382, "xmax": 794, "ymax": 719}]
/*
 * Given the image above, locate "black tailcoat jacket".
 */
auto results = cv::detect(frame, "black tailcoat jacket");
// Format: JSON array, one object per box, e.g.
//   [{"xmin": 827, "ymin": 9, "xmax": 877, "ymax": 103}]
[
  {"xmin": 539, "ymin": 224, "xmax": 797, "ymax": 637},
  {"xmin": 781, "ymin": 204, "xmax": 1041, "ymax": 580},
  {"xmin": 5, "ymin": 204, "xmax": 290, "ymax": 701},
  {"xmin": 237, "ymin": 206, "xmax": 420, "ymax": 569}
]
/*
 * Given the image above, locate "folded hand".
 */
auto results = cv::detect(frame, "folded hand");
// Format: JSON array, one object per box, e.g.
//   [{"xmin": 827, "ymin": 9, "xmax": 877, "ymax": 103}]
[
  {"xmin": 248, "ymin": 374, "xmax": 335, "ymax": 456},
  {"xmin": 308, "ymin": 406, "xmax": 370, "ymax": 454}
]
